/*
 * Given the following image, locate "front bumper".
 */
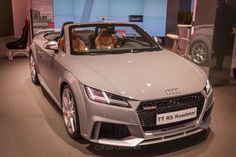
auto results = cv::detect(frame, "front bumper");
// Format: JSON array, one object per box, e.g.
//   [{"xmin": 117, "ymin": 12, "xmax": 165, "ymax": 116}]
[{"xmin": 79, "ymin": 89, "xmax": 213, "ymax": 147}]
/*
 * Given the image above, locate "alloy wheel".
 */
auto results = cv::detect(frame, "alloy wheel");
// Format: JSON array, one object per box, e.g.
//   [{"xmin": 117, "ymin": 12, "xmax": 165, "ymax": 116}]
[
  {"xmin": 191, "ymin": 42, "xmax": 208, "ymax": 65},
  {"xmin": 30, "ymin": 54, "xmax": 36, "ymax": 82},
  {"xmin": 62, "ymin": 87, "xmax": 77, "ymax": 135}
]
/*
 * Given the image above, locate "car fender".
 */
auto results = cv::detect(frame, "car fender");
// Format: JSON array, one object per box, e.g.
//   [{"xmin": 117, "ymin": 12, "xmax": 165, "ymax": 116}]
[{"xmin": 58, "ymin": 71, "xmax": 87, "ymax": 134}]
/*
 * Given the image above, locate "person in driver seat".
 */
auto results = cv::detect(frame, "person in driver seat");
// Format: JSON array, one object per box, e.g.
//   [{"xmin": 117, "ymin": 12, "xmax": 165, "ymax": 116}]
[{"xmin": 95, "ymin": 28, "xmax": 117, "ymax": 49}]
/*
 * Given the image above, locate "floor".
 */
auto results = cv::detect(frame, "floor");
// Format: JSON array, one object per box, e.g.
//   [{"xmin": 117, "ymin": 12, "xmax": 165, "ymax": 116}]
[{"xmin": 1, "ymin": 37, "xmax": 236, "ymax": 157}]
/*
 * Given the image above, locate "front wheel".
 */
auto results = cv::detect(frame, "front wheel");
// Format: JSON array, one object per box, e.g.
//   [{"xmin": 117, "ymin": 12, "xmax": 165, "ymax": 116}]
[
  {"xmin": 190, "ymin": 40, "xmax": 209, "ymax": 65},
  {"xmin": 61, "ymin": 85, "xmax": 81, "ymax": 138}
]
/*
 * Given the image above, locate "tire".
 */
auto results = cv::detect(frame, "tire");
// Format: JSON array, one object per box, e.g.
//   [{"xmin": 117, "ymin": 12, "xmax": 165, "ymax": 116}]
[
  {"xmin": 61, "ymin": 85, "xmax": 81, "ymax": 138},
  {"xmin": 190, "ymin": 40, "xmax": 209, "ymax": 66},
  {"xmin": 29, "ymin": 53, "xmax": 40, "ymax": 85}
]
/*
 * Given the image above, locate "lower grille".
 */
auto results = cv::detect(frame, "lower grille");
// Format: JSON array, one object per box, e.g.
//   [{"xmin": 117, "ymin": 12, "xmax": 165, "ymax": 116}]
[
  {"xmin": 137, "ymin": 93, "xmax": 205, "ymax": 131},
  {"xmin": 99, "ymin": 122, "xmax": 131, "ymax": 139}
]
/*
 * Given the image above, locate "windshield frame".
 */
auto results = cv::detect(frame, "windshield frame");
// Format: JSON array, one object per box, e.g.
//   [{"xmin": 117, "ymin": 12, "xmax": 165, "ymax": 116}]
[{"xmin": 68, "ymin": 23, "xmax": 162, "ymax": 55}]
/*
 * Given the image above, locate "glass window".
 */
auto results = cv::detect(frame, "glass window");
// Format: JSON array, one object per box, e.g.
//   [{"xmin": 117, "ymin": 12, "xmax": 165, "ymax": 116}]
[{"xmin": 69, "ymin": 24, "xmax": 161, "ymax": 55}]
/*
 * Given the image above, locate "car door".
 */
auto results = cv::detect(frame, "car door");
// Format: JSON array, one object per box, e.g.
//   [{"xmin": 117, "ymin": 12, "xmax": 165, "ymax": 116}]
[
  {"xmin": 37, "ymin": 40, "xmax": 66, "ymax": 102},
  {"xmin": 46, "ymin": 49, "xmax": 65, "ymax": 101},
  {"xmin": 37, "ymin": 42, "xmax": 56, "ymax": 91}
]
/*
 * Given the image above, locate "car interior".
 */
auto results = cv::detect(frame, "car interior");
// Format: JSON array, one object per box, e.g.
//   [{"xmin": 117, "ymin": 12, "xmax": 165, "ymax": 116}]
[
  {"xmin": 43, "ymin": 23, "xmax": 155, "ymax": 53},
  {"xmin": 95, "ymin": 28, "xmax": 117, "ymax": 49}
]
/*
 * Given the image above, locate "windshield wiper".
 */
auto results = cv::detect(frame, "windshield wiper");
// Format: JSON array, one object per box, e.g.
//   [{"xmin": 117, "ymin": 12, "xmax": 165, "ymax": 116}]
[
  {"xmin": 131, "ymin": 48, "xmax": 159, "ymax": 53},
  {"xmin": 130, "ymin": 49, "xmax": 139, "ymax": 53}
]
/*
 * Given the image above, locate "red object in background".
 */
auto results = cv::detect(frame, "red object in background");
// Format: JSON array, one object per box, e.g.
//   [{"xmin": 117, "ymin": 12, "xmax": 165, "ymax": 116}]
[
  {"xmin": 191, "ymin": 31, "xmax": 197, "ymax": 37},
  {"xmin": 116, "ymin": 29, "xmax": 126, "ymax": 33},
  {"xmin": 48, "ymin": 22, "xmax": 54, "ymax": 28}
]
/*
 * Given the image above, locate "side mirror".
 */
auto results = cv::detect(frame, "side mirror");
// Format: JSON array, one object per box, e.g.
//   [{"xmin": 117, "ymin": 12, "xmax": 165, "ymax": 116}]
[
  {"xmin": 153, "ymin": 36, "xmax": 162, "ymax": 45},
  {"xmin": 44, "ymin": 41, "xmax": 59, "ymax": 51}
]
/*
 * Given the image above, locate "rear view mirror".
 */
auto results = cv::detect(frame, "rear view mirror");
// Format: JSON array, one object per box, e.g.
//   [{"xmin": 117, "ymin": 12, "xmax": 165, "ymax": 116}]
[{"xmin": 44, "ymin": 41, "xmax": 59, "ymax": 51}]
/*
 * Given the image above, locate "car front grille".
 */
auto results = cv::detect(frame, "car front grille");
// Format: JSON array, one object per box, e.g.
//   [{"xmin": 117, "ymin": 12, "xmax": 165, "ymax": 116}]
[{"xmin": 137, "ymin": 93, "xmax": 205, "ymax": 131}]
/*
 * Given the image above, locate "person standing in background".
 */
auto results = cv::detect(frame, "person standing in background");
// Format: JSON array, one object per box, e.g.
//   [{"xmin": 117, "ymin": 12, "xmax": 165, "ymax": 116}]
[{"xmin": 213, "ymin": 0, "xmax": 236, "ymax": 70}]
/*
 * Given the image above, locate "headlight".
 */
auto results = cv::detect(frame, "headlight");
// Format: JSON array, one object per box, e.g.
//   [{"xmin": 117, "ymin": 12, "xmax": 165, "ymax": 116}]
[
  {"xmin": 85, "ymin": 86, "xmax": 131, "ymax": 108},
  {"xmin": 204, "ymin": 80, "xmax": 212, "ymax": 95}
]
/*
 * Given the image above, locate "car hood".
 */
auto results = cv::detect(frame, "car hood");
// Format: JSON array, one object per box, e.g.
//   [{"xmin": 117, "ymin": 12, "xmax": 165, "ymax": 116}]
[{"xmin": 62, "ymin": 50, "xmax": 207, "ymax": 100}]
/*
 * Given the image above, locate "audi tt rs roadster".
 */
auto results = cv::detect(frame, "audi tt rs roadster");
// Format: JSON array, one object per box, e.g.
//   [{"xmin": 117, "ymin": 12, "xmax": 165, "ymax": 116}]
[{"xmin": 29, "ymin": 22, "xmax": 213, "ymax": 147}]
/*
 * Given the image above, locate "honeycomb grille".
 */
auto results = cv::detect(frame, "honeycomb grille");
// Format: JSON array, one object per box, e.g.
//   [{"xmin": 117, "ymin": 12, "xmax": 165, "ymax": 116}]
[
  {"xmin": 137, "ymin": 93, "xmax": 205, "ymax": 131},
  {"xmin": 99, "ymin": 122, "xmax": 131, "ymax": 139}
]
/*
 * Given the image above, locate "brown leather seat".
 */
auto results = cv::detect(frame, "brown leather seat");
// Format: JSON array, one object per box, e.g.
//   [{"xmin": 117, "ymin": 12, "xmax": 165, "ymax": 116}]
[
  {"xmin": 95, "ymin": 28, "xmax": 117, "ymax": 49},
  {"xmin": 58, "ymin": 21, "xmax": 73, "ymax": 51},
  {"xmin": 59, "ymin": 29, "xmax": 85, "ymax": 52},
  {"xmin": 71, "ymin": 30, "xmax": 86, "ymax": 51},
  {"xmin": 58, "ymin": 36, "xmax": 65, "ymax": 50}
]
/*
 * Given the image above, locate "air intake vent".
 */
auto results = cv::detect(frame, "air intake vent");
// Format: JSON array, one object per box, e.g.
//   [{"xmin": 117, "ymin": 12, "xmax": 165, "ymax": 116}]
[{"xmin": 99, "ymin": 122, "xmax": 131, "ymax": 139}]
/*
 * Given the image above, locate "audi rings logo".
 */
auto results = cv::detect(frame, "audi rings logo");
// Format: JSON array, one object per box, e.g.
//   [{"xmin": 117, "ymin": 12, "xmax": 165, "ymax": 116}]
[{"xmin": 165, "ymin": 88, "xmax": 181, "ymax": 95}]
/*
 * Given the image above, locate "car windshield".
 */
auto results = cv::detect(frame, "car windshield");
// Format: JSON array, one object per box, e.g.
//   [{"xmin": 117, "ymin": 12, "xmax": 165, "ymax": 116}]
[{"xmin": 68, "ymin": 24, "xmax": 161, "ymax": 55}]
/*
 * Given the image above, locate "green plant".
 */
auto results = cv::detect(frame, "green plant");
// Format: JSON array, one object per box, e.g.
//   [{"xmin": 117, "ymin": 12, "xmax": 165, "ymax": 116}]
[{"xmin": 178, "ymin": 11, "xmax": 192, "ymax": 24}]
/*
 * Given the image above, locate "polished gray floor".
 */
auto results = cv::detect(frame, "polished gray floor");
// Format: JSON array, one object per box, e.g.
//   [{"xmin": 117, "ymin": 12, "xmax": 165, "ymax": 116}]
[{"xmin": 0, "ymin": 37, "xmax": 236, "ymax": 157}]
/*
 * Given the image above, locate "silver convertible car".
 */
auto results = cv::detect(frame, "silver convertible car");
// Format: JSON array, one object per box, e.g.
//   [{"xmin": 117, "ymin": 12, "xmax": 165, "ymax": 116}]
[{"xmin": 29, "ymin": 22, "xmax": 213, "ymax": 147}]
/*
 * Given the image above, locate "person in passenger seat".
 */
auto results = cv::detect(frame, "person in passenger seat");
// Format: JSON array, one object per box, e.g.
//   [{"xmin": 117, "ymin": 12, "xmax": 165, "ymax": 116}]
[{"xmin": 95, "ymin": 28, "xmax": 117, "ymax": 49}]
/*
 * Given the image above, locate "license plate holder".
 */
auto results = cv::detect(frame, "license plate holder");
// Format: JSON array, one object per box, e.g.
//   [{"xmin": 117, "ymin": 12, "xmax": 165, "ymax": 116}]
[{"xmin": 156, "ymin": 107, "xmax": 197, "ymax": 125}]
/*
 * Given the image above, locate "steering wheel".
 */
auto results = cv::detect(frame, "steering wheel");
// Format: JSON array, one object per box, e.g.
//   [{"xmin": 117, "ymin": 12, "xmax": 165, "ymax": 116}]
[
  {"xmin": 114, "ymin": 37, "xmax": 130, "ymax": 47},
  {"xmin": 54, "ymin": 36, "xmax": 61, "ymax": 42}
]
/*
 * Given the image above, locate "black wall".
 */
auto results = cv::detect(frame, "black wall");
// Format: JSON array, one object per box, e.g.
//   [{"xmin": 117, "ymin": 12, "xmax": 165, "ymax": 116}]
[
  {"xmin": 229, "ymin": 0, "xmax": 236, "ymax": 12},
  {"xmin": 0, "ymin": 0, "xmax": 14, "ymax": 36},
  {"xmin": 179, "ymin": 0, "xmax": 192, "ymax": 11},
  {"xmin": 194, "ymin": 0, "xmax": 217, "ymax": 25},
  {"xmin": 165, "ymin": 0, "xmax": 180, "ymax": 46}
]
